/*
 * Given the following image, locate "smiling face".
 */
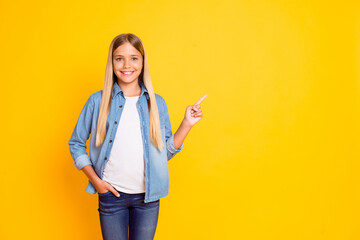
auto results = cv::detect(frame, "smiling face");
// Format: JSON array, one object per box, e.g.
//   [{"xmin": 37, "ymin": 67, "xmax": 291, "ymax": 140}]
[{"xmin": 112, "ymin": 42, "xmax": 143, "ymax": 86}]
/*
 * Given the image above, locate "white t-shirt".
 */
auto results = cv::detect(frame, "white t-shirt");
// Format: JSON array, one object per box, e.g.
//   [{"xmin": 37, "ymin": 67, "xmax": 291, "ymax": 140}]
[{"xmin": 102, "ymin": 95, "xmax": 145, "ymax": 193}]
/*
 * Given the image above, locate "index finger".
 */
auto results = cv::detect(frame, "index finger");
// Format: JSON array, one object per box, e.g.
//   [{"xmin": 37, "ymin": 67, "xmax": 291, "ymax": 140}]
[{"xmin": 195, "ymin": 94, "xmax": 208, "ymax": 105}]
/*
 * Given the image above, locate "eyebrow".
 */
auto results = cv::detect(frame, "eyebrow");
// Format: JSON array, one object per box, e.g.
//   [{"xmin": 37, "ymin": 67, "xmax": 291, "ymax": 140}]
[{"xmin": 114, "ymin": 54, "xmax": 140, "ymax": 57}]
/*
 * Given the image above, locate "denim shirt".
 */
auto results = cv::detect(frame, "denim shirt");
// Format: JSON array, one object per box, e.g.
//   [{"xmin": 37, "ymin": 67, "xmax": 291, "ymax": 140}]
[{"xmin": 68, "ymin": 81, "xmax": 184, "ymax": 203}]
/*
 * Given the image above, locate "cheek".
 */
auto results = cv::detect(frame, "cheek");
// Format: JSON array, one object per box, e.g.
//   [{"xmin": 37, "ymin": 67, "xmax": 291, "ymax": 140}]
[
  {"xmin": 135, "ymin": 61, "xmax": 143, "ymax": 70},
  {"xmin": 113, "ymin": 64, "xmax": 121, "ymax": 77},
  {"xmin": 134, "ymin": 61, "xmax": 143, "ymax": 71},
  {"xmin": 113, "ymin": 62, "xmax": 120, "ymax": 70}
]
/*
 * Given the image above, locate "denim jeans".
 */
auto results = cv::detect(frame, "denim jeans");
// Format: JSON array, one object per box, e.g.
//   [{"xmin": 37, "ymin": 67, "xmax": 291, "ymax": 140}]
[{"xmin": 98, "ymin": 189, "xmax": 160, "ymax": 240}]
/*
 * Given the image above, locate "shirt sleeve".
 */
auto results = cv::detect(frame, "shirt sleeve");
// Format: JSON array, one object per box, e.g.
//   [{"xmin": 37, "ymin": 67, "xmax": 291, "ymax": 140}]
[
  {"xmin": 68, "ymin": 94, "xmax": 94, "ymax": 170},
  {"xmin": 162, "ymin": 98, "xmax": 184, "ymax": 160}
]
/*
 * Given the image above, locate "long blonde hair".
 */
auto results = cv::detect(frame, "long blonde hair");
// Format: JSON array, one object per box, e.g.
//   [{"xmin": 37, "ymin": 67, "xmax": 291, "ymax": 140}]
[{"xmin": 95, "ymin": 33, "xmax": 164, "ymax": 151}]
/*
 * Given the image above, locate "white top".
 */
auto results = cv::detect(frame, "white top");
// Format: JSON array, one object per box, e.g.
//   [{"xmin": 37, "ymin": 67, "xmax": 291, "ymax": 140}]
[{"xmin": 102, "ymin": 95, "xmax": 145, "ymax": 193}]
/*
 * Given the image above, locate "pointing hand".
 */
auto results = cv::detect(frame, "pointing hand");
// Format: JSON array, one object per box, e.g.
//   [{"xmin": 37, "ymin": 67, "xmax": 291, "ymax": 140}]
[{"xmin": 184, "ymin": 94, "xmax": 208, "ymax": 127}]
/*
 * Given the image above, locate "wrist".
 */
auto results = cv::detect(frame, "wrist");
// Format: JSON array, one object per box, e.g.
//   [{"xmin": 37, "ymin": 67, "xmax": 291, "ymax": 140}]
[
  {"xmin": 92, "ymin": 177, "xmax": 103, "ymax": 186},
  {"xmin": 182, "ymin": 118, "xmax": 193, "ymax": 128}
]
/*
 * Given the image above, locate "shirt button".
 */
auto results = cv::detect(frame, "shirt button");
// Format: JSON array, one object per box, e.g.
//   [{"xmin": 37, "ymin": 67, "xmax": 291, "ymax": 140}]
[
  {"xmin": 119, "ymin": 105, "xmax": 123, "ymax": 108},
  {"xmin": 109, "ymin": 140, "xmax": 112, "ymax": 143},
  {"xmin": 114, "ymin": 121, "xmax": 117, "ymax": 124},
  {"xmin": 104, "ymin": 157, "xmax": 107, "ymax": 160}
]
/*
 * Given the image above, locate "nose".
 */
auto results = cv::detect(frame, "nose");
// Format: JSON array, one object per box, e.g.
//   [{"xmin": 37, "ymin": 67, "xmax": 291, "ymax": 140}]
[{"xmin": 123, "ymin": 59, "xmax": 130, "ymax": 68}]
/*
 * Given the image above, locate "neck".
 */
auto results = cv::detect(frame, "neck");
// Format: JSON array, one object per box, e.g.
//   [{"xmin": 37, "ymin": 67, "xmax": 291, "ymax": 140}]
[{"xmin": 117, "ymin": 80, "xmax": 141, "ymax": 97}]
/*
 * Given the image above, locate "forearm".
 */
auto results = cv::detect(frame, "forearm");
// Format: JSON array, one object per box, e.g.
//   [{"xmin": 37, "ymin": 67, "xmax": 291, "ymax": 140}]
[
  {"xmin": 173, "ymin": 119, "xmax": 192, "ymax": 149},
  {"xmin": 81, "ymin": 164, "xmax": 101, "ymax": 186}
]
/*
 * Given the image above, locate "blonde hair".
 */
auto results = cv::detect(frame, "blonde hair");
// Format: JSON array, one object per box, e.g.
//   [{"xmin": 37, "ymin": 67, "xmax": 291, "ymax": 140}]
[{"xmin": 95, "ymin": 33, "xmax": 164, "ymax": 151}]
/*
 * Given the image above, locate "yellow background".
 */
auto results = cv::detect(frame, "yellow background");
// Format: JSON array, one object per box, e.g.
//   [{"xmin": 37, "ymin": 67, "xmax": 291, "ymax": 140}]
[{"xmin": 1, "ymin": 0, "xmax": 360, "ymax": 239}]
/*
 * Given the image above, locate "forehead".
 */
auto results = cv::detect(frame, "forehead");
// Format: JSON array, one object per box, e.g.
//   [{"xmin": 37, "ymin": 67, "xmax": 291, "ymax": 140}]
[{"xmin": 113, "ymin": 42, "xmax": 142, "ymax": 56}]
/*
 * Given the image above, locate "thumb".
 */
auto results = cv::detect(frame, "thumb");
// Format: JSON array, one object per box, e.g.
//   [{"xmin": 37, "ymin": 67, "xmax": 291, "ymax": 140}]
[{"xmin": 111, "ymin": 187, "xmax": 120, "ymax": 197}]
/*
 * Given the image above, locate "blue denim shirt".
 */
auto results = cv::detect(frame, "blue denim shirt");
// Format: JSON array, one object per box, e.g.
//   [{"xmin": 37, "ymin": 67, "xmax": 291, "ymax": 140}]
[{"xmin": 68, "ymin": 81, "xmax": 184, "ymax": 203}]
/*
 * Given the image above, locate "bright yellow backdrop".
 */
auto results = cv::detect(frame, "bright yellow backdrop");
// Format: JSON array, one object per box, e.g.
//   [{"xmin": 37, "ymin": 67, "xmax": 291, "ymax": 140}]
[{"xmin": 1, "ymin": 0, "xmax": 360, "ymax": 239}]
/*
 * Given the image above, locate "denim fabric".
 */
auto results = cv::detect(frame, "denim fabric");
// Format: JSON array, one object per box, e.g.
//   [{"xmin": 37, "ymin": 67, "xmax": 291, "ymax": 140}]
[
  {"xmin": 98, "ymin": 189, "xmax": 159, "ymax": 240},
  {"xmin": 68, "ymin": 81, "xmax": 184, "ymax": 203}
]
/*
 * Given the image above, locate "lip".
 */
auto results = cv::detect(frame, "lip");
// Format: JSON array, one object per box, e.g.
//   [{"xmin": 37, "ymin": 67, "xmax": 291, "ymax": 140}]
[{"xmin": 120, "ymin": 71, "xmax": 134, "ymax": 76}]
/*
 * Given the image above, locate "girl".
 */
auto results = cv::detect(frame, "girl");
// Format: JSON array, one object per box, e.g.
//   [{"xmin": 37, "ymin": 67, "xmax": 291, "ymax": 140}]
[{"xmin": 68, "ymin": 33, "xmax": 207, "ymax": 240}]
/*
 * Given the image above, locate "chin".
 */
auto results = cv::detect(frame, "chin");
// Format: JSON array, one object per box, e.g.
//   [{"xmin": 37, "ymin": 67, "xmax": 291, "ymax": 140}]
[{"xmin": 117, "ymin": 78, "xmax": 139, "ymax": 84}]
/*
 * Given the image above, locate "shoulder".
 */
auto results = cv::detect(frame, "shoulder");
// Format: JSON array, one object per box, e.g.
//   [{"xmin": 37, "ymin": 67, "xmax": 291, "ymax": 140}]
[
  {"xmin": 154, "ymin": 93, "xmax": 165, "ymax": 104},
  {"xmin": 88, "ymin": 90, "xmax": 103, "ymax": 104},
  {"xmin": 154, "ymin": 93, "xmax": 170, "ymax": 118},
  {"xmin": 91, "ymin": 90, "xmax": 103, "ymax": 100},
  {"xmin": 154, "ymin": 93, "xmax": 168, "ymax": 110},
  {"xmin": 81, "ymin": 90, "xmax": 102, "ymax": 111}
]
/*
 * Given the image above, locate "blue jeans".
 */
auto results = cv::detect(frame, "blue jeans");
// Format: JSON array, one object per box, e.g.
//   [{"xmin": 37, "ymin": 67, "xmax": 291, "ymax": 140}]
[{"xmin": 98, "ymin": 189, "xmax": 160, "ymax": 240}]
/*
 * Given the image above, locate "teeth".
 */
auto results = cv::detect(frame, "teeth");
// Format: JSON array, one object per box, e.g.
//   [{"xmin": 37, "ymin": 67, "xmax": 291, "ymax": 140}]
[{"xmin": 122, "ymin": 71, "xmax": 133, "ymax": 75}]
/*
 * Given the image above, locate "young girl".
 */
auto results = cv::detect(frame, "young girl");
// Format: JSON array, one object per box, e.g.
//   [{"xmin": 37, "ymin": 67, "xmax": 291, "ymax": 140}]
[{"xmin": 68, "ymin": 33, "xmax": 207, "ymax": 240}]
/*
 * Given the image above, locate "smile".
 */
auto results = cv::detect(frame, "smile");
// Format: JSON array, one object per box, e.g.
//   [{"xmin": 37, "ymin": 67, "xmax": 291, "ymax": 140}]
[{"xmin": 121, "ymin": 71, "xmax": 134, "ymax": 75}]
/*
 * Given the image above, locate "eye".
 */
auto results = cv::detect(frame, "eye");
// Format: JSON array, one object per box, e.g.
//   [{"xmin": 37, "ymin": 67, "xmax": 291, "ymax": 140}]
[
  {"xmin": 132, "ymin": 57, "xmax": 138, "ymax": 61},
  {"xmin": 115, "ymin": 58, "xmax": 122, "ymax": 61}
]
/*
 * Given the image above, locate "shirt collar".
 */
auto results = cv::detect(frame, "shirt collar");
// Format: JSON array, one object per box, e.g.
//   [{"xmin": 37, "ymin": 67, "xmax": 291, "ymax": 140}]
[{"xmin": 112, "ymin": 81, "xmax": 149, "ymax": 100}]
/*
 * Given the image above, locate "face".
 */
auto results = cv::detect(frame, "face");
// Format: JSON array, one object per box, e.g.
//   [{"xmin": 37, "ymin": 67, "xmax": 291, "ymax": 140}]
[{"xmin": 112, "ymin": 42, "xmax": 143, "ymax": 86}]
